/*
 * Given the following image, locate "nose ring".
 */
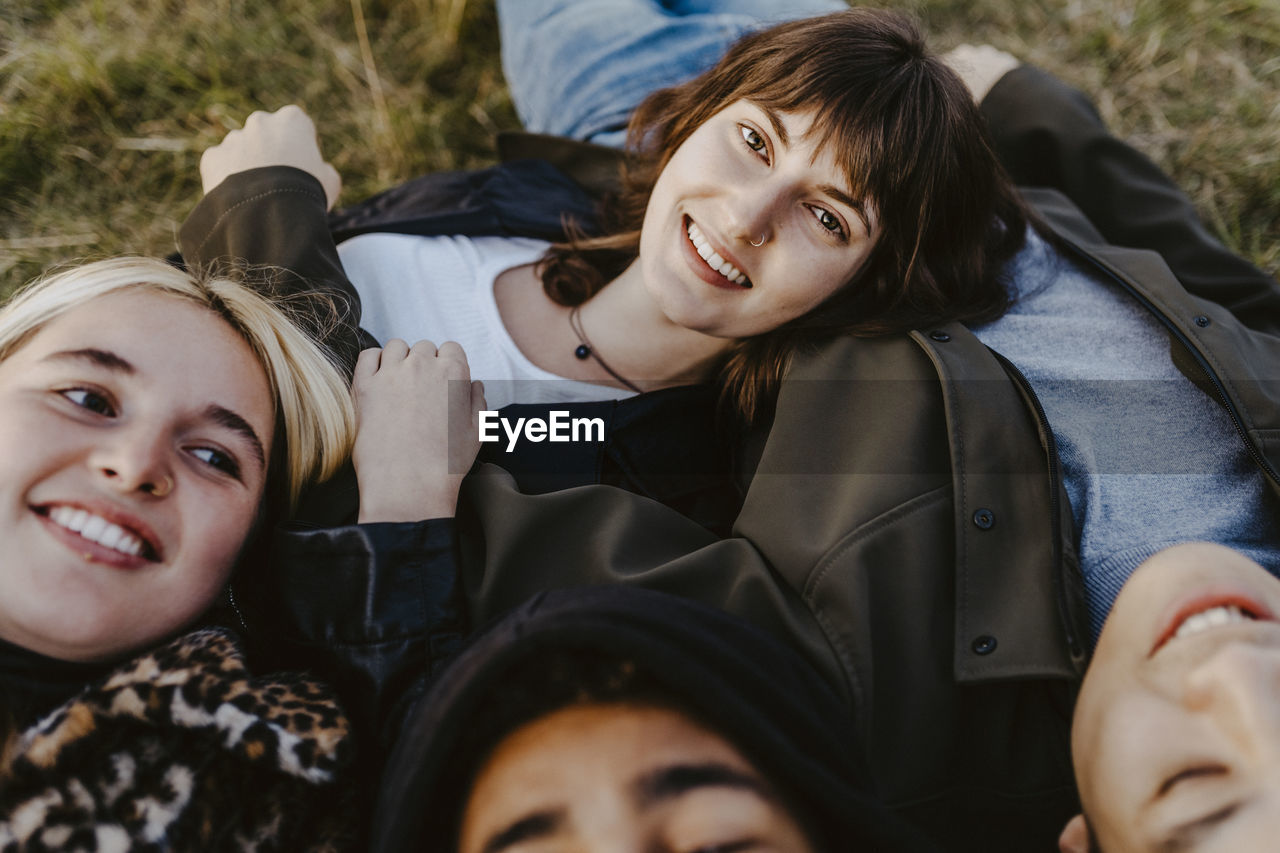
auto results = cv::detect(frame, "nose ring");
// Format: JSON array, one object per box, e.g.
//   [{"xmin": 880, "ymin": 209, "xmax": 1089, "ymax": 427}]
[
  {"xmin": 749, "ymin": 235, "xmax": 766, "ymax": 247},
  {"xmin": 149, "ymin": 475, "xmax": 174, "ymax": 498}
]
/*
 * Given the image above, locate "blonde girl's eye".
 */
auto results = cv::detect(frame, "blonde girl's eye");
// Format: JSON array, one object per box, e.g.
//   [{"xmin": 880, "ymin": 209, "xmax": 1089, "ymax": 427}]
[
  {"xmin": 60, "ymin": 387, "xmax": 116, "ymax": 417},
  {"xmin": 189, "ymin": 446, "xmax": 242, "ymax": 480},
  {"xmin": 739, "ymin": 124, "xmax": 767, "ymax": 157}
]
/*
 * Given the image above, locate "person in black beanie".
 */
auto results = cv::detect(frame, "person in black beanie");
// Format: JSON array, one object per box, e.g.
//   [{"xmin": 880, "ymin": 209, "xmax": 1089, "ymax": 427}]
[{"xmin": 370, "ymin": 585, "xmax": 937, "ymax": 853}]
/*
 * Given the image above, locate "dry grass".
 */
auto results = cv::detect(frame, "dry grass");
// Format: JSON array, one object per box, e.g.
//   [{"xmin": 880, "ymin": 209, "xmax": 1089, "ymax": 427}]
[
  {"xmin": 907, "ymin": 0, "xmax": 1280, "ymax": 276},
  {"xmin": 2, "ymin": 0, "xmax": 1277, "ymax": 295},
  {"xmin": 0, "ymin": 0, "xmax": 514, "ymax": 291}
]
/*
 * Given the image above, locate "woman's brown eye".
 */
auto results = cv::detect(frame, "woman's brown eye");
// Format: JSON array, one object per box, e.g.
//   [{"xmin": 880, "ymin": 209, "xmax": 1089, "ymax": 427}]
[
  {"xmin": 808, "ymin": 206, "xmax": 846, "ymax": 240},
  {"xmin": 739, "ymin": 125, "xmax": 766, "ymax": 153}
]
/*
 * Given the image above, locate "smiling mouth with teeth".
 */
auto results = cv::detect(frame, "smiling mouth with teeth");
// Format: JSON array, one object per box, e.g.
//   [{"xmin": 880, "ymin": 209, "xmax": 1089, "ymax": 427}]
[
  {"xmin": 1152, "ymin": 600, "xmax": 1264, "ymax": 655},
  {"xmin": 1172, "ymin": 604, "xmax": 1255, "ymax": 641},
  {"xmin": 42, "ymin": 505, "xmax": 156, "ymax": 560},
  {"xmin": 686, "ymin": 220, "xmax": 752, "ymax": 288}
]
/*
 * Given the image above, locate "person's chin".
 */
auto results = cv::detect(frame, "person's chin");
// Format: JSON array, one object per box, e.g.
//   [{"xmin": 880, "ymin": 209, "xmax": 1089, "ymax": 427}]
[{"xmin": 660, "ymin": 298, "xmax": 726, "ymax": 337}]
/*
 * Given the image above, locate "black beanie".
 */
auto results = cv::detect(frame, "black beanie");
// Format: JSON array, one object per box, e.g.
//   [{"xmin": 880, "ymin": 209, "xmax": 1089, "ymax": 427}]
[{"xmin": 370, "ymin": 585, "xmax": 938, "ymax": 852}]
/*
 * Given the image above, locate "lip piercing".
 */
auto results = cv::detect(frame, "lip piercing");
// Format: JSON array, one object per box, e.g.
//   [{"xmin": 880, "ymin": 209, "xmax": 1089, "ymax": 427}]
[
  {"xmin": 150, "ymin": 475, "xmax": 174, "ymax": 497},
  {"xmin": 749, "ymin": 235, "xmax": 766, "ymax": 247}
]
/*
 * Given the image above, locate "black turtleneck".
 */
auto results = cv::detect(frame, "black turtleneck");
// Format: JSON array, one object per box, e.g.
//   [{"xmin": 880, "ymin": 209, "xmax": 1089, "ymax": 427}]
[{"xmin": 0, "ymin": 637, "xmax": 114, "ymax": 730}]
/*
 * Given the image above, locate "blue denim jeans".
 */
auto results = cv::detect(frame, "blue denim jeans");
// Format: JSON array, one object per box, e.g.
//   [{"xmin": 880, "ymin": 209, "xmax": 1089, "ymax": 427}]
[{"xmin": 498, "ymin": 0, "xmax": 848, "ymax": 147}]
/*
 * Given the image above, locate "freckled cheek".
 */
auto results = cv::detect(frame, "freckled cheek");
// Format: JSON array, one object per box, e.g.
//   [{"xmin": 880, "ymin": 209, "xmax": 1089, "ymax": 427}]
[
  {"xmin": 770, "ymin": 262, "xmax": 857, "ymax": 317},
  {"xmin": 771, "ymin": 289, "xmax": 820, "ymax": 321}
]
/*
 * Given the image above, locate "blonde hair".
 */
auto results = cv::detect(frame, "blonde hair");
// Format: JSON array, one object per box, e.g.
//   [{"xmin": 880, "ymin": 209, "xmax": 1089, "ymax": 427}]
[{"xmin": 0, "ymin": 257, "xmax": 355, "ymax": 513}]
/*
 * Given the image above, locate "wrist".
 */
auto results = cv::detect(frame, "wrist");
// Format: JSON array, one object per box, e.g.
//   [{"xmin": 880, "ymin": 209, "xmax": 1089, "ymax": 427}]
[
  {"xmin": 355, "ymin": 478, "xmax": 461, "ymax": 523},
  {"xmin": 357, "ymin": 500, "xmax": 457, "ymax": 524}
]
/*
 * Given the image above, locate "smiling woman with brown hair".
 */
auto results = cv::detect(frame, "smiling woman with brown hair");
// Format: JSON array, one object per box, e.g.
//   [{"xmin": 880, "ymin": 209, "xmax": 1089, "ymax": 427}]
[
  {"xmin": 527, "ymin": 7, "xmax": 1027, "ymax": 420},
  {"xmin": 200, "ymin": 5, "xmax": 1025, "ymax": 425}
]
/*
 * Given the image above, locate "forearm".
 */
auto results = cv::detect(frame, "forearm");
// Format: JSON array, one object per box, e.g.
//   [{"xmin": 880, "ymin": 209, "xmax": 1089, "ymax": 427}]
[
  {"xmin": 255, "ymin": 518, "xmax": 466, "ymax": 749},
  {"xmin": 178, "ymin": 165, "xmax": 372, "ymax": 372}
]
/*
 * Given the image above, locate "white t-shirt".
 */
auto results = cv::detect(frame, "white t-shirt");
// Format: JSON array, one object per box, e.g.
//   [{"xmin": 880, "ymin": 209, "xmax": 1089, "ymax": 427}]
[{"xmin": 338, "ymin": 232, "xmax": 636, "ymax": 410}]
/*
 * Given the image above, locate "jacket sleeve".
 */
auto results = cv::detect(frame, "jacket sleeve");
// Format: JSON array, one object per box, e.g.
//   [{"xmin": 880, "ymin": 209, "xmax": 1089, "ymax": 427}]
[
  {"xmin": 177, "ymin": 165, "xmax": 374, "ymax": 373},
  {"xmin": 981, "ymin": 65, "xmax": 1280, "ymax": 333},
  {"xmin": 248, "ymin": 519, "xmax": 466, "ymax": 752}
]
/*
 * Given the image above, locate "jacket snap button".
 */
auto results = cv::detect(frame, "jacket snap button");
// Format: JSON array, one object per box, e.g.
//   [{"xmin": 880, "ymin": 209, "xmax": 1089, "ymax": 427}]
[
  {"xmin": 929, "ymin": 330, "xmax": 951, "ymax": 342},
  {"xmin": 972, "ymin": 635, "xmax": 997, "ymax": 655},
  {"xmin": 972, "ymin": 508, "xmax": 995, "ymax": 530},
  {"xmin": 1194, "ymin": 315, "xmax": 1211, "ymax": 328}
]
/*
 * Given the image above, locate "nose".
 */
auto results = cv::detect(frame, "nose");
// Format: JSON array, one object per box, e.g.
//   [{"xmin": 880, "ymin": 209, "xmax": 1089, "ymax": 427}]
[
  {"xmin": 92, "ymin": 426, "xmax": 175, "ymax": 498},
  {"xmin": 724, "ymin": 179, "xmax": 787, "ymax": 246},
  {"xmin": 1183, "ymin": 643, "xmax": 1280, "ymax": 761}
]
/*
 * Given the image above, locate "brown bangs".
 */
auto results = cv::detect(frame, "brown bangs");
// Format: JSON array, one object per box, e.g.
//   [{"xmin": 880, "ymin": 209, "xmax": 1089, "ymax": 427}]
[{"xmin": 538, "ymin": 7, "xmax": 1029, "ymax": 424}]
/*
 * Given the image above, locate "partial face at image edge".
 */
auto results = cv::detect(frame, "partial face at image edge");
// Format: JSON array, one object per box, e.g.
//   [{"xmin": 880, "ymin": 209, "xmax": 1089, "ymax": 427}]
[
  {"xmin": 459, "ymin": 702, "xmax": 820, "ymax": 853},
  {"xmin": 1070, "ymin": 542, "xmax": 1280, "ymax": 852}
]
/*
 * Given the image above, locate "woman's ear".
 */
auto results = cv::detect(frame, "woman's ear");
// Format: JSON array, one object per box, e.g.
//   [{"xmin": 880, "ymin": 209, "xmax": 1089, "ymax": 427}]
[{"xmin": 1059, "ymin": 814, "xmax": 1092, "ymax": 852}]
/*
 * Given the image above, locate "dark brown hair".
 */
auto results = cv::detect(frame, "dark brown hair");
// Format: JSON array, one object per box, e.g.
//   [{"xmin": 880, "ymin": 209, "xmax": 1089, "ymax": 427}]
[
  {"xmin": 539, "ymin": 8, "xmax": 1029, "ymax": 422},
  {"xmin": 444, "ymin": 648, "xmax": 829, "ymax": 852}
]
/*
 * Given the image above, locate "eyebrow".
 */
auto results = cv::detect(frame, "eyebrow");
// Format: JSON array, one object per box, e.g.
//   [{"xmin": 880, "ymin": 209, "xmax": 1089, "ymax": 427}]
[
  {"xmin": 817, "ymin": 183, "xmax": 872, "ymax": 232},
  {"xmin": 761, "ymin": 106, "xmax": 791, "ymax": 148},
  {"xmin": 43, "ymin": 348, "xmax": 266, "ymax": 470},
  {"xmin": 479, "ymin": 811, "xmax": 564, "ymax": 853},
  {"xmin": 204, "ymin": 404, "xmax": 267, "ymax": 470},
  {"xmin": 43, "ymin": 347, "xmax": 135, "ymax": 373},
  {"xmin": 476, "ymin": 762, "xmax": 772, "ymax": 853},
  {"xmin": 632, "ymin": 761, "xmax": 773, "ymax": 808}
]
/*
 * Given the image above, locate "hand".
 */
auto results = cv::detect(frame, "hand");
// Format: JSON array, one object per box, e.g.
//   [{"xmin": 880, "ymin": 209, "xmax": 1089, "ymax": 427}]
[
  {"xmin": 199, "ymin": 104, "xmax": 342, "ymax": 209},
  {"xmin": 351, "ymin": 339, "xmax": 487, "ymax": 522},
  {"xmin": 941, "ymin": 44, "xmax": 1021, "ymax": 104}
]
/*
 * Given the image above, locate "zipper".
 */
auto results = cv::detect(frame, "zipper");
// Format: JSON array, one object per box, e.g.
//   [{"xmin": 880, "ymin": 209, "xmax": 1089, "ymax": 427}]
[
  {"xmin": 1066, "ymin": 244, "xmax": 1280, "ymax": 490},
  {"xmin": 988, "ymin": 349, "xmax": 1084, "ymax": 664}
]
